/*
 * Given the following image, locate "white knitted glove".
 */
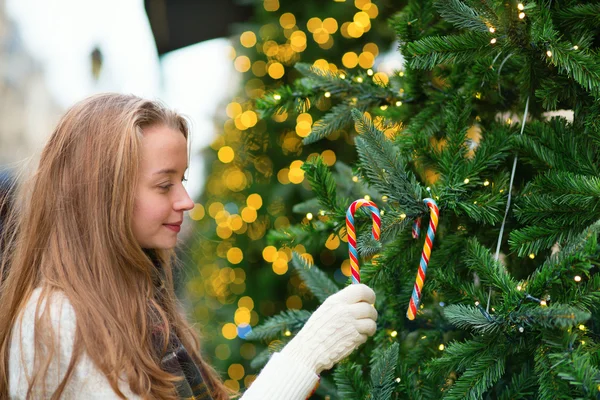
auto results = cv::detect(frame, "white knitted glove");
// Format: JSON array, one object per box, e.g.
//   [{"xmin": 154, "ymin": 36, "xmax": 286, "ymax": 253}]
[{"xmin": 280, "ymin": 284, "xmax": 377, "ymax": 374}]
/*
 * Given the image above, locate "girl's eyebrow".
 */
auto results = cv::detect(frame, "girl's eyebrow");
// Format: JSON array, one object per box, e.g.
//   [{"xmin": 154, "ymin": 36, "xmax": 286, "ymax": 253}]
[{"xmin": 153, "ymin": 167, "xmax": 188, "ymax": 176}]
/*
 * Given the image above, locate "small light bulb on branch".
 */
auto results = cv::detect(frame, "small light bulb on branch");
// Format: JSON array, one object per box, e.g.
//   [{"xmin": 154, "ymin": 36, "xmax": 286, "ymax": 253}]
[
  {"xmin": 364, "ymin": 195, "xmax": 371, "ymax": 201},
  {"xmin": 390, "ymin": 330, "xmax": 398, "ymax": 337},
  {"xmin": 540, "ymin": 300, "xmax": 547, "ymax": 306},
  {"xmin": 324, "ymin": 92, "xmax": 331, "ymax": 98},
  {"xmin": 517, "ymin": 3, "xmax": 524, "ymax": 10},
  {"xmin": 380, "ymin": 105, "xmax": 388, "ymax": 110},
  {"xmin": 352, "ymin": 176, "xmax": 359, "ymax": 182},
  {"xmin": 284, "ymin": 330, "xmax": 292, "ymax": 336},
  {"xmin": 490, "ymin": 38, "xmax": 497, "ymax": 44},
  {"xmin": 400, "ymin": 213, "xmax": 406, "ymax": 219},
  {"xmin": 489, "ymin": 27, "xmax": 495, "ymax": 33},
  {"xmin": 518, "ymin": 326, "xmax": 524, "ymax": 333},
  {"xmin": 579, "ymin": 324, "xmax": 586, "ymax": 331},
  {"xmin": 306, "ymin": 213, "xmax": 313, "ymax": 220},
  {"xmin": 340, "ymin": 74, "xmax": 346, "ymax": 79},
  {"xmin": 519, "ymin": 12, "xmax": 525, "ymax": 19},
  {"xmin": 274, "ymin": 94, "xmax": 281, "ymax": 100},
  {"xmin": 367, "ymin": 69, "xmax": 374, "ymax": 76},
  {"xmin": 574, "ymin": 275, "xmax": 582, "ymax": 282},
  {"xmin": 356, "ymin": 77, "xmax": 363, "ymax": 83},
  {"xmin": 573, "ymin": 45, "xmax": 579, "ymax": 50},
  {"xmin": 546, "ymin": 50, "xmax": 553, "ymax": 57},
  {"xmin": 438, "ymin": 344, "xmax": 445, "ymax": 351},
  {"xmin": 529, "ymin": 253, "xmax": 535, "ymax": 259},
  {"xmin": 464, "ymin": 178, "xmax": 470, "ymax": 184},
  {"xmin": 396, "ymin": 101, "xmax": 403, "ymax": 106},
  {"xmin": 484, "ymin": 180, "xmax": 490, "ymax": 186}
]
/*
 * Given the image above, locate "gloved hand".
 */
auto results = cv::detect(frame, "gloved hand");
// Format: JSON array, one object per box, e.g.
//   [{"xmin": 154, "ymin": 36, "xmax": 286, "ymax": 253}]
[{"xmin": 280, "ymin": 284, "xmax": 377, "ymax": 374}]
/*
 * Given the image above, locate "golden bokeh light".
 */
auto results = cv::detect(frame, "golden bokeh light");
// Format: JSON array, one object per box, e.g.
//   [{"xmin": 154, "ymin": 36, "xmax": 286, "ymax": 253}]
[
  {"xmin": 252, "ymin": 60, "xmax": 267, "ymax": 77},
  {"xmin": 238, "ymin": 296, "xmax": 255, "ymax": 310},
  {"xmin": 325, "ymin": 233, "xmax": 340, "ymax": 250},
  {"xmin": 307, "ymin": 17, "xmax": 322, "ymax": 32},
  {"xmin": 240, "ymin": 31, "xmax": 257, "ymax": 48},
  {"xmin": 227, "ymin": 247, "xmax": 243, "ymax": 264},
  {"xmin": 342, "ymin": 52, "xmax": 359, "ymax": 68},
  {"xmin": 279, "ymin": 12, "xmax": 296, "ymax": 29},
  {"xmin": 363, "ymin": 42, "xmax": 379, "ymax": 57},
  {"xmin": 228, "ymin": 364, "xmax": 245, "ymax": 381},
  {"xmin": 218, "ymin": 146, "xmax": 235, "ymax": 163},
  {"xmin": 286, "ymin": 295, "xmax": 303, "ymax": 309},
  {"xmin": 189, "ymin": 203, "xmax": 205, "ymax": 221},
  {"xmin": 358, "ymin": 51, "xmax": 375, "ymax": 69},
  {"xmin": 323, "ymin": 17, "xmax": 339, "ymax": 33},
  {"xmin": 262, "ymin": 245, "xmax": 278, "ymax": 262},
  {"xmin": 226, "ymin": 102, "xmax": 242, "ymax": 118},
  {"xmin": 241, "ymin": 207, "xmax": 258, "ymax": 223},
  {"xmin": 268, "ymin": 62, "xmax": 285, "ymax": 79},
  {"xmin": 247, "ymin": 193, "xmax": 263, "ymax": 209},
  {"xmin": 234, "ymin": 56, "xmax": 251, "ymax": 73},
  {"xmin": 321, "ymin": 149, "xmax": 337, "ymax": 166},
  {"xmin": 263, "ymin": 0, "xmax": 279, "ymax": 11},
  {"xmin": 222, "ymin": 323, "xmax": 238, "ymax": 340}
]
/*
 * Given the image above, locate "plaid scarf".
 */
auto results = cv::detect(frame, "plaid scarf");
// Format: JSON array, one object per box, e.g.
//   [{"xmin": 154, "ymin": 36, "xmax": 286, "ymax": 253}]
[{"xmin": 157, "ymin": 330, "xmax": 214, "ymax": 400}]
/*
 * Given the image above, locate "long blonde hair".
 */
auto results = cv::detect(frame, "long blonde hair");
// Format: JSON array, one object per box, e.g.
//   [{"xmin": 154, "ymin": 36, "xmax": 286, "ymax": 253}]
[{"xmin": 0, "ymin": 93, "xmax": 232, "ymax": 399}]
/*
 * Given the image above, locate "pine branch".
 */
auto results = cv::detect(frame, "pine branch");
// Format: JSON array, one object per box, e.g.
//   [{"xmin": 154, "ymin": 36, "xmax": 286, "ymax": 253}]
[
  {"xmin": 534, "ymin": 343, "xmax": 573, "ymax": 399},
  {"xmin": 305, "ymin": 102, "xmax": 366, "ymax": 145},
  {"xmin": 443, "ymin": 354, "xmax": 506, "ymax": 399},
  {"xmin": 369, "ymin": 343, "xmax": 400, "ymax": 400},
  {"xmin": 463, "ymin": 238, "xmax": 519, "ymax": 297},
  {"xmin": 514, "ymin": 305, "xmax": 590, "ymax": 330},
  {"xmin": 406, "ymin": 32, "xmax": 494, "ymax": 69},
  {"xmin": 443, "ymin": 304, "xmax": 501, "ymax": 334},
  {"xmin": 291, "ymin": 252, "xmax": 339, "ymax": 303},
  {"xmin": 498, "ymin": 363, "xmax": 537, "ymax": 400},
  {"xmin": 244, "ymin": 309, "xmax": 311, "ymax": 341},
  {"xmin": 434, "ymin": 0, "xmax": 489, "ymax": 33},
  {"xmin": 351, "ymin": 109, "xmax": 423, "ymax": 213},
  {"xmin": 301, "ymin": 156, "xmax": 346, "ymax": 216},
  {"xmin": 333, "ymin": 362, "xmax": 369, "ymax": 400}
]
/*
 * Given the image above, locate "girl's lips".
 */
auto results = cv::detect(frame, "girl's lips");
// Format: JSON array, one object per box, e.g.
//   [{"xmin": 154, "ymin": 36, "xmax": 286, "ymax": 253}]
[{"xmin": 164, "ymin": 224, "xmax": 181, "ymax": 232}]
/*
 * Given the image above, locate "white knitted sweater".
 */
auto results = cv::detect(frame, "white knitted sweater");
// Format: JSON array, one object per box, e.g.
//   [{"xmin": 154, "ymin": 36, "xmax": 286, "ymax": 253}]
[{"xmin": 9, "ymin": 288, "xmax": 319, "ymax": 399}]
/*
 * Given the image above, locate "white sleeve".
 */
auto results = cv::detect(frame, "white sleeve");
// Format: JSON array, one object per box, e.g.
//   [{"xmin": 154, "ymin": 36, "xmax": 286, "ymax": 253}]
[
  {"xmin": 9, "ymin": 288, "xmax": 141, "ymax": 399},
  {"xmin": 240, "ymin": 352, "xmax": 320, "ymax": 400}
]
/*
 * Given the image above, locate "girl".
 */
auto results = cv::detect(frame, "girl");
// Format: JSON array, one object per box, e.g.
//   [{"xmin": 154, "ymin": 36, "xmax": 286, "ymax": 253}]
[{"xmin": 0, "ymin": 93, "xmax": 378, "ymax": 399}]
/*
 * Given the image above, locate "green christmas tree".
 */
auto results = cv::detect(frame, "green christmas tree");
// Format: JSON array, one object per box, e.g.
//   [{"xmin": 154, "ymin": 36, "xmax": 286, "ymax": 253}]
[
  {"xmin": 184, "ymin": 0, "xmax": 396, "ymax": 394},
  {"xmin": 246, "ymin": 0, "xmax": 600, "ymax": 398}
]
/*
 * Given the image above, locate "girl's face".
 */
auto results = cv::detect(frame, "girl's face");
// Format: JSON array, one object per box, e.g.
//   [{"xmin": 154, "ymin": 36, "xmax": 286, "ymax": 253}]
[{"xmin": 132, "ymin": 124, "xmax": 194, "ymax": 249}]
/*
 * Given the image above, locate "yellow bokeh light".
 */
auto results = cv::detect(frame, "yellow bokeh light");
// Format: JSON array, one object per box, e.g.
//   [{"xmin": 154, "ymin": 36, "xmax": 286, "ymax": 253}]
[
  {"xmin": 313, "ymin": 59, "xmax": 330, "ymax": 71},
  {"xmin": 272, "ymin": 259, "xmax": 289, "ymax": 275},
  {"xmin": 241, "ymin": 343, "xmax": 256, "ymax": 360},
  {"xmin": 216, "ymin": 226, "xmax": 232, "ymax": 239},
  {"xmin": 227, "ymin": 247, "xmax": 244, "ymax": 264},
  {"xmin": 290, "ymin": 31, "xmax": 307, "ymax": 51},
  {"xmin": 323, "ymin": 17, "xmax": 338, "ymax": 33},
  {"xmin": 342, "ymin": 52, "xmax": 359, "ymax": 68},
  {"xmin": 262, "ymin": 245, "xmax": 277, "ymax": 262},
  {"xmin": 358, "ymin": 52, "xmax": 375, "ymax": 69},
  {"xmin": 224, "ymin": 380, "xmax": 240, "ymax": 392},
  {"xmin": 307, "ymin": 17, "xmax": 322, "ymax": 32},
  {"xmin": 263, "ymin": 40, "xmax": 279, "ymax": 57},
  {"xmin": 373, "ymin": 72, "xmax": 389, "ymax": 86},
  {"xmin": 325, "ymin": 233, "xmax": 340, "ymax": 250},
  {"xmin": 279, "ymin": 12, "xmax": 296, "ymax": 29},
  {"xmin": 234, "ymin": 56, "xmax": 251, "ymax": 73},
  {"xmin": 286, "ymin": 295, "xmax": 303, "ymax": 309},
  {"xmin": 189, "ymin": 203, "xmax": 205, "ymax": 221},
  {"xmin": 364, "ymin": 3, "xmax": 379, "ymax": 18},
  {"xmin": 341, "ymin": 259, "xmax": 351, "ymax": 276},
  {"xmin": 240, "ymin": 31, "xmax": 257, "ymax": 48},
  {"xmin": 296, "ymin": 120, "xmax": 312, "ymax": 137},
  {"xmin": 230, "ymin": 215, "xmax": 243, "ymax": 230},
  {"xmin": 252, "ymin": 60, "xmax": 267, "ymax": 77},
  {"xmin": 288, "ymin": 168, "xmax": 305, "ymax": 184},
  {"xmin": 340, "ymin": 22, "xmax": 351, "ymax": 38},
  {"xmin": 224, "ymin": 169, "xmax": 247, "ymax": 192},
  {"xmin": 240, "ymin": 110, "xmax": 258, "ymax": 128},
  {"xmin": 274, "ymin": 216, "xmax": 290, "ymax": 229},
  {"xmin": 208, "ymin": 202, "xmax": 224, "ymax": 218},
  {"xmin": 354, "ymin": 12, "xmax": 370, "ymax": 28},
  {"xmin": 268, "ymin": 62, "xmax": 285, "ymax": 79},
  {"xmin": 238, "ymin": 296, "xmax": 255, "ymax": 310},
  {"xmin": 363, "ymin": 42, "xmax": 379, "ymax": 57},
  {"xmin": 234, "ymin": 307, "xmax": 251, "ymax": 325},
  {"xmin": 263, "ymin": 0, "xmax": 279, "ymax": 11},
  {"xmin": 355, "ymin": 0, "xmax": 371, "ymax": 10},
  {"xmin": 241, "ymin": 207, "xmax": 258, "ymax": 223},
  {"xmin": 226, "ymin": 102, "xmax": 242, "ymax": 118},
  {"xmin": 321, "ymin": 149, "xmax": 337, "ymax": 166},
  {"xmin": 228, "ymin": 363, "xmax": 245, "ymax": 381},
  {"xmin": 218, "ymin": 146, "xmax": 235, "ymax": 163},
  {"xmin": 215, "ymin": 344, "xmax": 231, "ymax": 360},
  {"xmin": 222, "ymin": 323, "xmax": 238, "ymax": 340},
  {"xmin": 247, "ymin": 193, "xmax": 263, "ymax": 209},
  {"xmin": 313, "ymin": 28, "xmax": 329, "ymax": 44},
  {"xmin": 277, "ymin": 168, "xmax": 291, "ymax": 184},
  {"xmin": 347, "ymin": 22, "xmax": 364, "ymax": 38}
]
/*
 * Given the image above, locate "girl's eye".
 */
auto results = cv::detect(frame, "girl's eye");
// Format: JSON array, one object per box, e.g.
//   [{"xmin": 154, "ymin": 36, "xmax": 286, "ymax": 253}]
[{"xmin": 159, "ymin": 184, "xmax": 174, "ymax": 191}]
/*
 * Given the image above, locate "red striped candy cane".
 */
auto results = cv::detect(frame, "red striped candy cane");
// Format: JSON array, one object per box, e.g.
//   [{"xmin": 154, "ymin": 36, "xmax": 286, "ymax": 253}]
[
  {"xmin": 407, "ymin": 198, "xmax": 439, "ymax": 320},
  {"xmin": 346, "ymin": 199, "xmax": 381, "ymax": 284}
]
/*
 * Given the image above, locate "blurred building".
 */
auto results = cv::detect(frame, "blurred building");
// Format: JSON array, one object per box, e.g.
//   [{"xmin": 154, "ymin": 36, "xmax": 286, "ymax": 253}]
[{"xmin": 0, "ymin": 0, "xmax": 62, "ymax": 167}]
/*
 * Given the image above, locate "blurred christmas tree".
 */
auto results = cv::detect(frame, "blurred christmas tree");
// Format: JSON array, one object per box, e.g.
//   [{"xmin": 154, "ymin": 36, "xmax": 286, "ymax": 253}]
[
  {"xmin": 244, "ymin": 0, "xmax": 600, "ymax": 398},
  {"xmin": 184, "ymin": 0, "xmax": 396, "ymax": 395}
]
